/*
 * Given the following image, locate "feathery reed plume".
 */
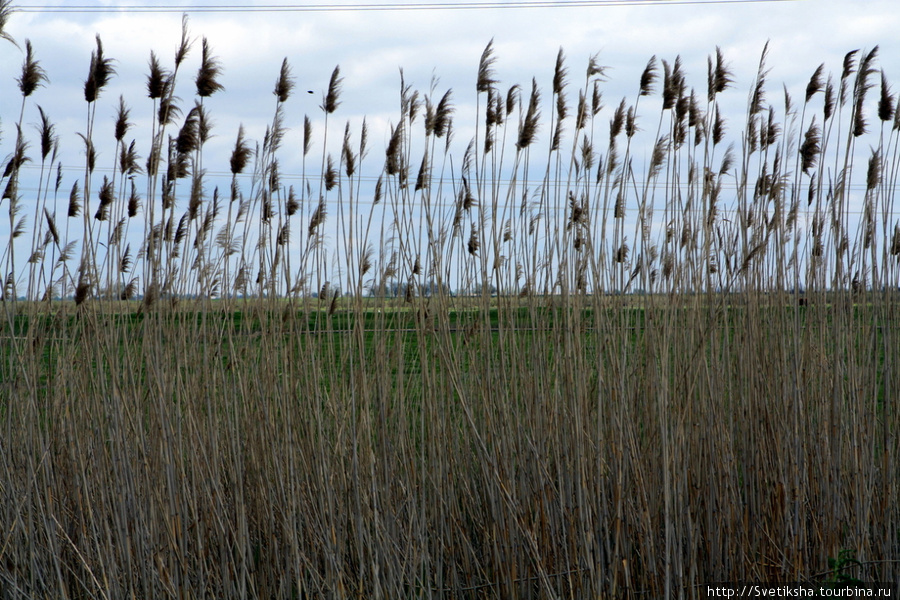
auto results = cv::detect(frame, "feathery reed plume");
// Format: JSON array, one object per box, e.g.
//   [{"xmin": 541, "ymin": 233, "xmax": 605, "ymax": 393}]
[
  {"xmin": 324, "ymin": 155, "xmax": 337, "ymax": 191},
  {"xmin": 749, "ymin": 43, "xmax": 770, "ymax": 115},
  {"xmin": 273, "ymin": 57, "xmax": 295, "ymax": 103},
  {"xmin": 553, "ymin": 47, "xmax": 568, "ymax": 96},
  {"xmin": 415, "ymin": 151, "xmax": 429, "ymax": 191},
  {"xmin": 275, "ymin": 221, "xmax": 290, "ymax": 248},
  {"xmin": 550, "ymin": 115, "xmax": 563, "ymax": 151},
  {"xmin": 503, "ymin": 84, "xmax": 519, "ymax": 121},
  {"xmin": 467, "ymin": 223, "xmax": 480, "ymax": 255},
  {"xmin": 308, "ymin": 198, "xmax": 326, "ymax": 235},
  {"xmin": 176, "ymin": 105, "xmax": 201, "ymax": 155},
  {"xmin": 878, "ymin": 70, "xmax": 894, "ymax": 123},
  {"xmin": 592, "ymin": 79, "xmax": 603, "ymax": 116},
  {"xmin": 614, "ymin": 191, "xmax": 625, "ymax": 218},
  {"xmin": 386, "ymin": 121, "xmax": 405, "ymax": 175},
  {"xmin": 840, "ymin": 48, "xmax": 859, "ymax": 106},
  {"xmin": 0, "ymin": 0, "xmax": 16, "ymax": 47},
  {"xmin": 10, "ymin": 215, "xmax": 26, "ymax": 239},
  {"xmin": 121, "ymin": 277, "xmax": 137, "ymax": 300},
  {"xmin": 764, "ymin": 104, "xmax": 780, "ymax": 148},
  {"xmin": 477, "ymin": 39, "xmax": 497, "ymax": 93},
  {"xmin": 555, "ymin": 87, "xmax": 567, "ymax": 124},
  {"xmin": 360, "ymin": 245, "xmax": 373, "ymax": 275},
  {"xmin": 189, "ymin": 172, "xmax": 204, "ymax": 220},
  {"xmin": 74, "ymin": 277, "xmax": 91, "ymax": 306},
  {"xmin": 302, "ymin": 115, "xmax": 313, "ymax": 156},
  {"xmin": 648, "ymin": 135, "xmax": 669, "ymax": 179},
  {"xmin": 322, "ymin": 65, "xmax": 343, "ymax": 114},
  {"xmin": 195, "ymin": 37, "xmax": 224, "ymax": 97},
  {"xmin": 76, "ymin": 132, "xmax": 96, "ymax": 174},
  {"xmin": 230, "ymin": 125, "xmax": 252, "ymax": 175},
  {"xmin": 268, "ymin": 161, "xmax": 281, "ymax": 198},
  {"xmin": 434, "ymin": 89, "xmax": 454, "ymax": 138},
  {"xmin": 688, "ymin": 90, "xmax": 702, "ymax": 127},
  {"xmin": 173, "ymin": 213, "xmax": 189, "ymax": 247},
  {"xmin": 824, "ymin": 76, "xmax": 836, "ymax": 121},
  {"xmin": 359, "ymin": 116, "xmax": 369, "ymax": 159},
  {"xmin": 141, "ymin": 280, "xmax": 157, "ymax": 309},
  {"xmin": 408, "ymin": 89, "xmax": 422, "ymax": 123},
  {"xmin": 109, "ymin": 218, "xmax": 126, "ymax": 246},
  {"xmin": 157, "ymin": 94, "xmax": 181, "ymax": 126},
  {"xmin": 866, "ymin": 149, "xmax": 881, "ymax": 191},
  {"xmin": 171, "ymin": 149, "xmax": 190, "ymax": 183},
  {"xmin": 625, "ymin": 105, "xmax": 637, "ymax": 138},
  {"xmin": 119, "ymin": 140, "xmax": 142, "ymax": 176},
  {"xmin": 17, "ymin": 39, "xmax": 48, "ymax": 98},
  {"xmin": 35, "ymin": 106, "xmax": 56, "ymax": 161},
  {"xmin": 95, "ymin": 176, "xmax": 114, "ymax": 221},
  {"xmin": 852, "ymin": 46, "xmax": 879, "ymax": 136},
  {"xmin": 800, "ymin": 117, "xmax": 821, "ymax": 175},
  {"xmin": 719, "ymin": 143, "xmax": 735, "ymax": 175},
  {"xmin": 342, "ymin": 123, "xmax": 356, "ymax": 177},
  {"xmin": 575, "ymin": 90, "xmax": 588, "ymax": 131},
  {"xmin": 610, "ymin": 98, "xmax": 626, "ymax": 140},
  {"xmin": 424, "ymin": 94, "xmax": 435, "ymax": 135},
  {"xmin": 196, "ymin": 101, "xmax": 211, "ymax": 144},
  {"xmin": 640, "ymin": 55, "xmax": 658, "ymax": 96},
  {"xmin": 44, "ymin": 207, "xmax": 60, "ymax": 247},
  {"xmin": 486, "ymin": 88, "xmax": 502, "ymax": 128},
  {"xmin": 146, "ymin": 51, "xmax": 169, "ymax": 99},
  {"xmin": 567, "ymin": 192, "xmax": 585, "ymax": 230},
  {"xmin": 174, "ymin": 14, "xmax": 192, "ymax": 68},
  {"xmin": 128, "ymin": 181, "xmax": 141, "ymax": 217},
  {"xmin": 661, "ymin": 59, "xmax": 674, "ymax": 108},
  {"xmin": 328, "ymin": 289, "xmax": 339, "ymax": 314},
  {"xmin": 516, "ymin": 78, "xmax": 541, "ymax": 150},
  {"xmin": 805, "ymin": 63, "xmax": 825, "ymax": 102},
  {"xmin": 712, "ymin": 105, "xmax": 725, "ymax": 145},
  {"xmin": 708, "ymin": 46, "xmax": 733, "ymax": 101},
  {"xmin": 286, "ymin": 186, "xmax": 299, "ymax": 217},
  {"xmin": 373, "ymin": 175, "xmax": 383, "ymax": 205},
  {"xmin": 461, "ymin": 177, "xmax": 476, "ymax": 210},
  {"xmin": 67, "ymin": 181, "xmax": 81, "ymax": 218},
  {"xmin": 113, "ymin": 95, "xmax": 132, "ymax": 142},
  {"xmin": 83, "ymin": 34, "xmax": 115, "ymax": 103},
  {"xmin": 662, "ymin": 57, "xmax": 684, "ymax": 110},
  {"xmin": 585, "ymin": 51, "xmax": 605, "ymax": 79}
]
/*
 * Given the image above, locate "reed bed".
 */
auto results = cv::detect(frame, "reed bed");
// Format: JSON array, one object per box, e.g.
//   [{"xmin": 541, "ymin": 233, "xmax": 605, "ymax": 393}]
[{"xmin": 1, "ymin": 6, "xmax": 899, "ymax": 598}]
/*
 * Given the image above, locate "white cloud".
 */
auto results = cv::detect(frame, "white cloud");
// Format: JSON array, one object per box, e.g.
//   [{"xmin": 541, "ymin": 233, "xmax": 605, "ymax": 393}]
[{"xmin": 2, "ymin": 0, "xmax": 899, "ymax": 294}]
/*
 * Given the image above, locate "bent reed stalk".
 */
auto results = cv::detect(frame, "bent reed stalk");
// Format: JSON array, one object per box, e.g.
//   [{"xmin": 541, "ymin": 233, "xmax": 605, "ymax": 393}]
[{"xmin": 1, "ymin": 13, "xmax": 899, "ymax": 598}]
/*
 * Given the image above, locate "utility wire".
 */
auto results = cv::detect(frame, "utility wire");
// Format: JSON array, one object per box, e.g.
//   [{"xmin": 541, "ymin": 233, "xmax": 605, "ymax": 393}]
[{"xmin": 16, "ymin": 0, "xmax": 803, "ymax": 13}]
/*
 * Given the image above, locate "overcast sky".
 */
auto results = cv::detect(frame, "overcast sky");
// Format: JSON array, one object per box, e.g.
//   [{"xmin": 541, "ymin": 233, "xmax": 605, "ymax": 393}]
[
  {"xmin": 4, "ymin": 0, "xmax": 897, "ymax": 175},
  {"xmin": 1, "ymin": 0, "xmax": 898, "ymax": 294}
]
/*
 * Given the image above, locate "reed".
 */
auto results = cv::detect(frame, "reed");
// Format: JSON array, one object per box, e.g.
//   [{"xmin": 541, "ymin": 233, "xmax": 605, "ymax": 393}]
[{"xmin": 1, "ymin": 12, "xmax": 898, "ymax": 598}]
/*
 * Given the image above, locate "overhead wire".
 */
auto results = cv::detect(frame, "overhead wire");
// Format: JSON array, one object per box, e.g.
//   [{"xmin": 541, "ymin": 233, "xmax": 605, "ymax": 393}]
[{"xmin": 16, "ymin": 0, "xmax": 804, "ymax": 13}]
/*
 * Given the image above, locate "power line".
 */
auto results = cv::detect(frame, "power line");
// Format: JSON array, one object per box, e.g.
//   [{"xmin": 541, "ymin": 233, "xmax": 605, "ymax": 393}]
[{"xmin": 15, "ymin": 0, "xmax": 803, "ymax": 13}]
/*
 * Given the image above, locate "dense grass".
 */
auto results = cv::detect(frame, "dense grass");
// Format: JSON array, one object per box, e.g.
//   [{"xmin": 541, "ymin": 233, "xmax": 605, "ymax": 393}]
[
  {"xmin": 2, "ymin": 295, "xmax": 898, "ymax": 598},
  {"xmin": 2, "ymin": 3, "xmax": 899, "ymax": 597}
]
